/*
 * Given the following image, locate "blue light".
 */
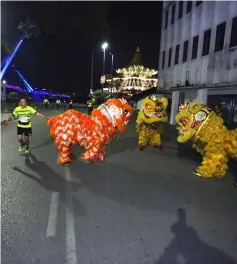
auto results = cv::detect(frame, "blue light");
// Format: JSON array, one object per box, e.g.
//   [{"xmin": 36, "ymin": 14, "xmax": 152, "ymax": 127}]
[
  {"xmin": 6, "ymin": 83, "xmax": 70, "ymax": 99},
  {"xmin": 1, "ymin": 55, "xmax": 11, "ymax": 68},
  {"xmin": 16, "ymin": 70, "xmax": 34, "ymax": 92},
  {"xmin": 0, "ymin": 39, "xmax": 24, "ymax": 80}
]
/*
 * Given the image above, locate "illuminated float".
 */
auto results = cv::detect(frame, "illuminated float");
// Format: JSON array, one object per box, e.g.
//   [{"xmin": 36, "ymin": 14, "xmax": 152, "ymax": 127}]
[{"xmin": 103, "ymin": 47, "xmax": 158, "ymax": 97}]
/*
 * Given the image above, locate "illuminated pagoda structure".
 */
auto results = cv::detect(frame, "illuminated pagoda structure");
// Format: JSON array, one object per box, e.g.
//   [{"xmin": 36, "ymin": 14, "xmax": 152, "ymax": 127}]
[{"xmin": 105, "ymin": 47, "xmax": 158, "ymax": 96}]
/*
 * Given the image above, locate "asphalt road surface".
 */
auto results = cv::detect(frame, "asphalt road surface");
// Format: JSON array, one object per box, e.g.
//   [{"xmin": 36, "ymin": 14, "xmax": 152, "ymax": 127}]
[{"xmin": 1, "ymin": 110, "xmax": 237, "ymax": 264}]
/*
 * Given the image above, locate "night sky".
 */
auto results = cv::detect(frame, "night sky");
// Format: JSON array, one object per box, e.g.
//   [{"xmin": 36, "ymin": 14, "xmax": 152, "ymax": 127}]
[{"xmin": 1, "ymin": 1, "xmax": 162, "ymax": 98}]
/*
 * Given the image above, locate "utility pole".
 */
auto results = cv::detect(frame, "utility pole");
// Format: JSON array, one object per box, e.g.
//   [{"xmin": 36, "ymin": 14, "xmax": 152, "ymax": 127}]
[
  {"xmin": 90, "ymin": 52, "xmax": 94, "ymax": 98},
  {"xmin": 110, "ymin": 53, "xmax": 114, "ymax": 98}
]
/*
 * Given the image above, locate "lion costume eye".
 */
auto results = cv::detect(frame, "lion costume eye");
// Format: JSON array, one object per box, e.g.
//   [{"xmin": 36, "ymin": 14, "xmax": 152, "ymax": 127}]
[
  {"xmin": 123, "ymin": 110, "xmax": 128, "ymax": 116},
  {"xmin": 195, "ymin": 111, "xmax": 207, "ymax": 122},
  {"xmin": 145, "ymin": 103, "xmax": 151, "ymax": 110},
  {"xmin": 156, "ymin": 105, "xmax": 164, "ymax": 111}
]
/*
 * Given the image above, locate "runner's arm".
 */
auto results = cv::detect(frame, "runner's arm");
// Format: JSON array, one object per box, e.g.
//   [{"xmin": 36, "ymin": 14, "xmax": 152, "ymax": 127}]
[
  {"xmin": 4, "ymin": 109, "xmax": 18, "ymax": 125},
  {"xmin": 28, "ymin": 106, "xmax": 48, "ymax": 119},
  {"xmin": 36, "ymin": 112, "xmax": 48, "ymax": 119},
  {"xmin": 7, "ymin": 114, "xmax": 15, "ymax": 121}
]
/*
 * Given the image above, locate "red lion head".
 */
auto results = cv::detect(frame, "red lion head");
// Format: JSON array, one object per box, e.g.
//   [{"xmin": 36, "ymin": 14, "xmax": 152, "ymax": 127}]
[{"xmin": 98, "ymin": 98, "xmax": 133, "ymax": 132}]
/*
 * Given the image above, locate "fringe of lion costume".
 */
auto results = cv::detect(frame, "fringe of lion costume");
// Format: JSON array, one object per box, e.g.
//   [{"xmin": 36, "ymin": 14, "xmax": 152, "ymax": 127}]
[
  {"xmin": 176, "ymin": 101, "xmax": 237, "ymax": 178},
  {"xmin": 48, "ymin": 98, "xmax": 133, "ymax": 165},
  {"xmin": 136, "ymin": 95, "xmax": 168, "ymax": 150}
]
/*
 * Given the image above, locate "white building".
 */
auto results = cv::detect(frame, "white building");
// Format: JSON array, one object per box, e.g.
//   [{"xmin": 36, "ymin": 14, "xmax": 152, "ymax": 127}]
[{"xmin": 158, "ymin": 1, "xmax": 237, "ymax": 127}]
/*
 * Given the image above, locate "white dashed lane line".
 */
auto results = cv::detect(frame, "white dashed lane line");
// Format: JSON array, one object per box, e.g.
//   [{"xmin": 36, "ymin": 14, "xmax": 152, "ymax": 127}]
[
  {"xmin": 46, "ymin": 192, "xmax": 59, "ymax": 237},
  {"xmin": 65, "ymin": 166, "xmax": 77, "ymax": 264}
]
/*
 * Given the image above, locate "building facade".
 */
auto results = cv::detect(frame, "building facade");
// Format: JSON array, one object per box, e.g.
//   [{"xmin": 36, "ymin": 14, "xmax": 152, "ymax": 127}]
[{"xmin": 158, "ymin": 1, "xmax": 237, "ymax": 128}]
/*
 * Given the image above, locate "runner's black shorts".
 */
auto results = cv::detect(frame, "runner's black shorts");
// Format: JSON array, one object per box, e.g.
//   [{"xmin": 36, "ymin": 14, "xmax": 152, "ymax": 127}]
[{"xmin": 17, "ymin": 127, "xmax": 32, "ymax": 136}]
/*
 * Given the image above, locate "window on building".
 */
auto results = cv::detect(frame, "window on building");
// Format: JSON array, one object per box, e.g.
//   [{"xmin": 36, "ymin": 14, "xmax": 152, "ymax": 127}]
[
  {"xmin": 202, "ymin": 29, "xmax": 211, "ymax": 56},
  {"xmin": 171, "ymin": 4, "xmax": 176, "ymax": 25},
  {"xmin": 1, "ymin": 87, "xmax": 3, "ymax": 92},
  {"xmin": 168, "ymin": 48, "xmax": 172, "ymax": 67},
  {"xmin": 162, "ymin": 51, "xmax": 166, "ymax": 69},
  {"xmin": 178, "ymin": 1, "xmax": 183, "ymax": 19},
  {"xmin": 165, "ymin": 10, "xmax": 168, "ymax": 29},
  {"xmin": 183, "ymin": 40, "xmax": 189, "ymax": 62},
  {"xmin": 187, "ymin": 1, "xmax": 192, "ymax": 13},
  {"xmin": 196, "ymin": 1, "xmax": 202, "ymax": 7},
  {"xmin": 215, "ymin": 22, "xmax": 226, "ymax": 52},
  {"xmin": 192, "ymin": 35, "xmax": 199, "ymax": 60},
  {"xmin": 230, "ymin": 16, "xmax": 237, "ymax": 48},
  {"xmin": 175, "ymin": 44, "xmax": 180, "ymax": 65}
]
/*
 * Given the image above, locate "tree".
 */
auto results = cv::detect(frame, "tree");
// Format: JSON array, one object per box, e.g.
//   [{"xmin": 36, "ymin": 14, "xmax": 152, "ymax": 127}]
[{"xmin": 18, "ymin": 22, "xmax": 40, "ymax": 39}]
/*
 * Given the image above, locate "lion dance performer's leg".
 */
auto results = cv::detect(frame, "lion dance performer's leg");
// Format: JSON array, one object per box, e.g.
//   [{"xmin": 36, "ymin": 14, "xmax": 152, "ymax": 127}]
[
  {"xmin": 48, "ymin": 110, "xmax": 79, "ymax": 165},
  {"xmin": 138, "ymin": 125, "xmax": 149, "ymax": 150},
  {"xmin": 195, "ymin": 153, "xmax": 228, "ymax": 178},
  {"xmin": 194, "ymin": 143, "xmax": 228, "ymax": 178},
  {"xmin": 150, "ymin": 124, "xmax": 163, "ymax": 149},
  {"xmin": 75, "ymin": 113, "xmax": 110, "ymax": 163},
  {"xmin": 150, "ymin": 132, "xmax": 162, "ymax": 148}
]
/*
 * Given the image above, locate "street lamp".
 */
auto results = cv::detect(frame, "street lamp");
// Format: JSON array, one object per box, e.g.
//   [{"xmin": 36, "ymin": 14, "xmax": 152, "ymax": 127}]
[
  {"xmin": 101, "ymin": 42, "xmax": 108, "ymax": 102},
  {"xmin": 90, "ymin": 52, "xmax": 94, "ymax": 98},
  {"xmin": 2, "ymin": 80, "xmax": 6, "ymax": 84},
  {"xmin": 109, "ymin": 53, "xmax": 114, "ymax": 98}
]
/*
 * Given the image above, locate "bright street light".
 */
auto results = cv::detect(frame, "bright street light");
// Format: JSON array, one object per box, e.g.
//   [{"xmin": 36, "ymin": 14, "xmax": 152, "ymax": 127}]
[
  {"xmin": 101, "ymin": 42, "xmax": 108, "ymax": 102},
  {"xmin": 101, "ymin": 42, "xmax": 108, "ymax": 50},
  {"xmin": 2, "ymin": 80, "xmax": 6, "ymax": 84}
]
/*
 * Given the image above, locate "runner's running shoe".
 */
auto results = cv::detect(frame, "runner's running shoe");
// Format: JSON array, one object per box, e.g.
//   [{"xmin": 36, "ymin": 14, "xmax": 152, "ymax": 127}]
[
  {"xmin": 18, "ymin": 146, "xmax": 23, "ymax": 152},
  {"xmin": 25, "ymin": 147, "xmax": 30, "ymax": 154}
]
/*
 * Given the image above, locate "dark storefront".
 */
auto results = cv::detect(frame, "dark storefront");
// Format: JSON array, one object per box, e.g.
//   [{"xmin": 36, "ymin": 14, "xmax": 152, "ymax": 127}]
[{"xmin": 208, "ymin": 95, "xmax": 237, "ymax": 129}]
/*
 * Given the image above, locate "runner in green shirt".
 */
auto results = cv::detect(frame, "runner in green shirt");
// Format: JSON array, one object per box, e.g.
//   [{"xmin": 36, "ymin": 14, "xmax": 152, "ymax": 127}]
[{"xmin": 5, "ymin": 97, "xmax": 48, "ymax": 154}]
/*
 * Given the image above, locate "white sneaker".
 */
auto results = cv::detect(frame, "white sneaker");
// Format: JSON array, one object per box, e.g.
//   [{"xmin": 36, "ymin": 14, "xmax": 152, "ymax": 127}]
[{"xmin": 192, "ymin": 170, "xmax": 202, "ymax": 177}]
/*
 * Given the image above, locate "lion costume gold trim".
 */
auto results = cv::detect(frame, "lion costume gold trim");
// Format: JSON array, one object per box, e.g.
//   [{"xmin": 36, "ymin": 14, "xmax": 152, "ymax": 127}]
[
  {"xmin": 136, "ymin": 95, "xmax": 168, "ymax": 150},
  {"xmin": 176, "ymin": 101, "xmax": 237, "ymax": 178}
]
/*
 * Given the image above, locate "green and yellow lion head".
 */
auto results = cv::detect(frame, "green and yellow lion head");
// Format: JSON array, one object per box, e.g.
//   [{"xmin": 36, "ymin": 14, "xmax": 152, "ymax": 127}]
[
  {"xmin": 140, "ymin": 95, "xmax": 168, "ymax": 124},
  {"xmin": 176, "ymin": 101, "xmax": 214, "ymax": 143}
]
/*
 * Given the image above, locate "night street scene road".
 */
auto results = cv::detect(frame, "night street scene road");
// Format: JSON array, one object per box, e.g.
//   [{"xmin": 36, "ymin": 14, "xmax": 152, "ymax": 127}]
[{"xmin": 1, "ymin": 1, "xmax": 237, "ymax": 264}]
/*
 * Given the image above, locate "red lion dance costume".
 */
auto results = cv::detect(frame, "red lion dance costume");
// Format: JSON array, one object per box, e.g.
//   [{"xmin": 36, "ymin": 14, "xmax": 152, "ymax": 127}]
[{"xmin": 48, "ymin": 98, "xmax": 133, "ymax": 165}]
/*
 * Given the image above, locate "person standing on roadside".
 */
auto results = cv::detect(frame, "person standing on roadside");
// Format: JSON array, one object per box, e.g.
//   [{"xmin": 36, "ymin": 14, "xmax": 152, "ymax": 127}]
[
  {"xmin": 56, "ymin": 99, "xmax": 61, "ymax": 110},
  {"xmin": 43, "ymin": 98, "xmax": 49, "ymax": 109},
  {"xmin": 5, "ymin": 97, "xmax": 48, "ymax": 154},
  {"xmin": 69, "ymin": 99, "xmax": 73, "ymax": 109},
  {"xmin": 87, "ymin": 99, "xmax": 93, "ymax": 115}
]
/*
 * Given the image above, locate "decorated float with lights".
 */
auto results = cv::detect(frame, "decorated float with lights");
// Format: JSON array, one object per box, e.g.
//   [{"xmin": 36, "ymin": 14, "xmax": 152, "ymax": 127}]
[
  {"xmin": 106, "ymin": 47, "xmax": 158, "ymax": 96},
  {"xmin": 94, "ymin": 47, "xmax": 158, "ymax": 99}
]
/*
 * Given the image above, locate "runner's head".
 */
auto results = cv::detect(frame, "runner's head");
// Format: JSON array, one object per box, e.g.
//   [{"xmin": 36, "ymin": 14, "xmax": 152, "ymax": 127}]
[{"xmin": 19, "ymin": 97, "xmax": 27, "ymax": 108}]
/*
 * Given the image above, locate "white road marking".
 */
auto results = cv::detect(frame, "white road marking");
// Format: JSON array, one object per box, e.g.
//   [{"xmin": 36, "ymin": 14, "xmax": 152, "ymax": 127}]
[
  {"xmin": 46, "ymin": 192, "xmax": 59, "ymax": 237},
  {"xmin": 65, "ymin": 166, "xmax": 77, "ymax": 264}
]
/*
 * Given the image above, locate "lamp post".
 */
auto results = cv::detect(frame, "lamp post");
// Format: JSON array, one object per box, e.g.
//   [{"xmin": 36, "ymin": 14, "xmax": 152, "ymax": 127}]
[
  {"xmin": 90, "ymin": 51, "xmax": 94, "ymax": 98},
  {"xmin": 1, "ymin": 80, "xmax": 7, "ymax": 102},
  {"xmin": 110, "ymin": 53, "xmax": 114, "ymax": 98},
  {"xmin": 101, "ymin": 42, "xmax": 108, "ymax": 102}
]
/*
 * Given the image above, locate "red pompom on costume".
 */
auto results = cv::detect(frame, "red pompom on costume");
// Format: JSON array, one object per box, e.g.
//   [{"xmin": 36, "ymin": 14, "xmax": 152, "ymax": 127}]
[{"xmin": 48, "ymin": 98, "xmax": 133, "ymax": 165}]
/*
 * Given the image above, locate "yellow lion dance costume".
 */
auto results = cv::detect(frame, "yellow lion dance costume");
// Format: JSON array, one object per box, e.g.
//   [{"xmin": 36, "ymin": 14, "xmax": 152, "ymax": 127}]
[
  {"xmin": 136, "ymin": 95, "xmax": 168, "ymax": 150},
  {"xmin": 176, "ymin": 101, "xmax": 237, "ymax": 178}
]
